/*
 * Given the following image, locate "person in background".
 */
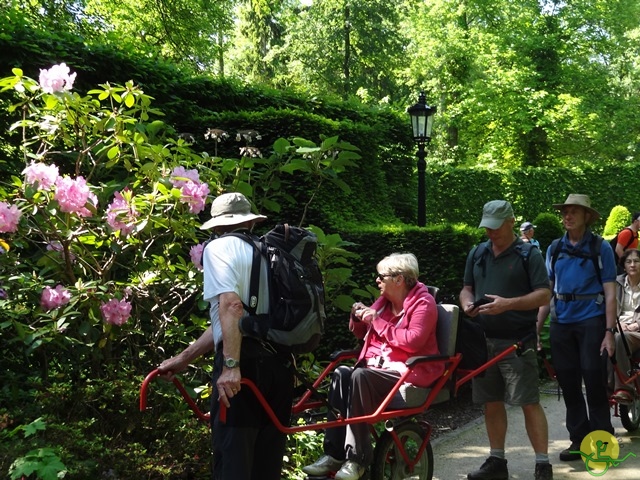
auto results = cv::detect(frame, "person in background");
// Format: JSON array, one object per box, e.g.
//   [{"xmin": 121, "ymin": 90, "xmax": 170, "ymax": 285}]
[
  {"xmin": 157, "ymin": 192, "xmax": 295, "ymax": 480},
  {"xmin": 539, "ymin": 194, "xmax": 616, "ymax": 463},
  {"xmin": 520, "ymin": 222, "xmax": 540, "ymax": 248},
  {"xmin": 611, "ymin": 248, "xmax": 640, "ymax": 404},
  {"xmin": 461, "ymin": 200, "xmax": 552, "ymax": 480},
  {"xmin": 613, "ymin": 213, "xmax": 640, "ymax": 261},
  {"xmin": 302, "ymin": 253, "xmax": 443, "ymax": 480}
]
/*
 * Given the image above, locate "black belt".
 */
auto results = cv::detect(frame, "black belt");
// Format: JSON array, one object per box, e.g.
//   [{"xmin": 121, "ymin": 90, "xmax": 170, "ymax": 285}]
[{"xmin": 555, "ymin": 293, "xmax": 603, "ymax": 302}]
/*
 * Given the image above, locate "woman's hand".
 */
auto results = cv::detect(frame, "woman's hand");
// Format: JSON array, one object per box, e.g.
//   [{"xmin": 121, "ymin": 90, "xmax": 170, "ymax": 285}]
[{"xmin": 351, "ymin": 302, "xmax": 376, "ymax": 323}]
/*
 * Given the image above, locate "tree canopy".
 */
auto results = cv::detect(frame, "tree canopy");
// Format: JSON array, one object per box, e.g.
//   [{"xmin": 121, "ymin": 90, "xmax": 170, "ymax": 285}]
[{"xmin": 4, "ymin": 0, "xmax": 639, "ymax": 168}]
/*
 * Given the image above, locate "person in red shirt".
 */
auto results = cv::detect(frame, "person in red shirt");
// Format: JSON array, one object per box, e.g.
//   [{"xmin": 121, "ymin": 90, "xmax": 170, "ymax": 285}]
[{"xmin": 614, "ymin": 212, "xmax": 640, "ymax": 260}]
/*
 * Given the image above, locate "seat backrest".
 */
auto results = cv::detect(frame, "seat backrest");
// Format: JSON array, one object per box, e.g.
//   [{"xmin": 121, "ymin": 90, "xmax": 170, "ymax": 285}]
[
  {"xmin": 435, "ymin": 304, "xmax": 459, "ymax": 356},
  {"xmin": 388, "ymin": 303, "xmax": 460, "ymax": 409},
  {"xmin": 426, "ymin": 285, "xmax": 439, "ymax": 302}
]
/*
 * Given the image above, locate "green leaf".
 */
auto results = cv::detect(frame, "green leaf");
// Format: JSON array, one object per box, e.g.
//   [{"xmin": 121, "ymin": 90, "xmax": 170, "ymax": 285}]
[
  {"xmin": 320, "ymin": 135, "xmax": 339, "ymax": 150},
  {"xmin": 124, "ymin": 93, "xmax": 135, "ymax": 108},
  {"xmin": 107, "ymin": 145, "xmax": 120, "ymax": 159},
  {"xmin": 292, "ymin": 137, "xmax": 316, "ymax": 148},
  {"xmin": 272, "ymin": 137, "xmax": 291, "ymax": 154},
  {"xmin": 22, "ymin": 417, "xmax": 47, "ymax": 437},
  {"xmin": 280, "ymin": 159, "xmax": 311, "ymax": 174}
]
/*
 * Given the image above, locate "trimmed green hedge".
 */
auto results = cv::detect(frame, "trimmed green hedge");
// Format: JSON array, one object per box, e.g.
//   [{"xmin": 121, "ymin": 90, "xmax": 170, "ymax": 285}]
[{"xmin": 426, "ymin": 164, "xmax": 640, "ymax": 233}]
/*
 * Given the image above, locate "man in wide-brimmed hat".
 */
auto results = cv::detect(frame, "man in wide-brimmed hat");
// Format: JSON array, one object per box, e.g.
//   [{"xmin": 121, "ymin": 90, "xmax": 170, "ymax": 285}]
[
  {"xmin": 539, "ymin": 193, "xmax": 617, "ymax": 462},
  {"xmin": 158, "ymin": 192, "xmax": 294, "ymax": 480}
]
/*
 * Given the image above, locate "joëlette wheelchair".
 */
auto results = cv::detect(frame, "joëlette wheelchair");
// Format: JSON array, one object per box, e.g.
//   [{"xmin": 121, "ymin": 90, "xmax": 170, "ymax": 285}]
[{"xmin": 140, "ymin": 303, "xmax": 535, "ymax": 480}]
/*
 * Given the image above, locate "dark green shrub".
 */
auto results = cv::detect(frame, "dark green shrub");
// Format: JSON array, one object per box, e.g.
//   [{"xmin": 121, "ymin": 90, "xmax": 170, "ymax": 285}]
[{"xmin": 532, "ymin": 212, "xmax": 564, "ymax": 256}]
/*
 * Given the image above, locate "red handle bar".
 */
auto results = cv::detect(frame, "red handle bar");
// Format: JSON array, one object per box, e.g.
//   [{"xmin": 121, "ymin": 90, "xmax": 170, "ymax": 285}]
[{"xmin": 140, "ymin": 369, "xmax": 210, "ymax": 423}]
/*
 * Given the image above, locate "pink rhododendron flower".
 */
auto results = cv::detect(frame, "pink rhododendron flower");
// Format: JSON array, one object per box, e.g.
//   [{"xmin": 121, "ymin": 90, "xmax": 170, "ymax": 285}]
[
  {"xmin": 180, "ymin": 181, "xmax": 209, "ymax": 214},
  {"xmin": 190, "ymin": 243, "xmax": 205, "ymax": 271},
  {"xmin": 106, "ymin": 190, "xmax": 139, "ymax": 235},
  {"xmin": 23, "ymin": 162, "xmax": 59, "ymax": 190},
  {"xmin": 39, "ymin": 63, "xmax": 77, "ymax": 94},
  {"xmin": 46, "ymin": 241, "xmax": 76, "ymax": 263},
  {"xmin": 0, "ymin": 202, "xmax": 22, "ymax": 233},
  {"xmin": 40, "ymin": 285, "xmax": 71, "ymax": 311},
  {"xmin": 54, "ymin": 175, "xmax": 98, "ymax": 217},
  {"xmin": 170, "ymin": 167, "xmax": 200, "ymax": 188},
  {"xmin": 100, "ymin": 298, "xmax": 132, "ymax": 326}
]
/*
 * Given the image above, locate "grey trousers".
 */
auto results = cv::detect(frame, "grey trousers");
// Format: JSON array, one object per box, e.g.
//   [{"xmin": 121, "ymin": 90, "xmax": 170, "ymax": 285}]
[{"xmin": 323, "ymin": 365, "xmax": 401, "ymax": 466}]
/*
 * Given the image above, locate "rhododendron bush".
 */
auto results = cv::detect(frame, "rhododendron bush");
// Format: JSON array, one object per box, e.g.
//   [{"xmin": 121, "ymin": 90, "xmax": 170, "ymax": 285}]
[
  {"xmin": 0, "ymin": 64, "xmax": 359, "ymax": 376},
  {"xmin": 0, "ymin": 64, "xmax": 218, "ymax": 369}
]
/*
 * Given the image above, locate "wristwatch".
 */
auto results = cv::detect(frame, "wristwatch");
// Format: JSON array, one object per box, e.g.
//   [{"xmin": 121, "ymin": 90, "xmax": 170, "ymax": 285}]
[
  {"xmin": 605, "ymin": 327, "xmax": 617, "ymax": 334},
  {"xmin": 223, "ymin": 357, "xmax": 240, "ymax": 368}
]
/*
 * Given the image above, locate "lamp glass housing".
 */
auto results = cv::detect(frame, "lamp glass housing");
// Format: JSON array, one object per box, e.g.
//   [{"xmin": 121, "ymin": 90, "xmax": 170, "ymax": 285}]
[{"xmin": 407, "ymin": 92, "xmax": 436, "ymax": 142}]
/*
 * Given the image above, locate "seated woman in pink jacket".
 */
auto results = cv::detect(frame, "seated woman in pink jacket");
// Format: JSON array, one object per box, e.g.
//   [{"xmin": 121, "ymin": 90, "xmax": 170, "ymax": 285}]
[{"xmin": 302, "ymin": 253, "xmax": 443, "ymax": 480}]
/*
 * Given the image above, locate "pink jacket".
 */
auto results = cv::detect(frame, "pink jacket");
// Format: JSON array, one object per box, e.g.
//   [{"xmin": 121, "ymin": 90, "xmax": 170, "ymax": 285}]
[{"xmin": 350, "ymin": 282, "xmax": 444, "ymax": 388}]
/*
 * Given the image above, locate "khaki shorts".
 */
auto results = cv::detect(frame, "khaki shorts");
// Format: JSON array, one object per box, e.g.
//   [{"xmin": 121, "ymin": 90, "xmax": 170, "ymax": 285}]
[{"xmin": 472, "ymin": 337, "xmax": 540, "ymax": 406}]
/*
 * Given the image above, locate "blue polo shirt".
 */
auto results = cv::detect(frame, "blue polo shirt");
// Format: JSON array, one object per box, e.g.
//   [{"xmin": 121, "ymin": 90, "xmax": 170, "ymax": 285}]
[{"xmin": 546, "ymin": 231, "xmax": 616, "ymax": 323}]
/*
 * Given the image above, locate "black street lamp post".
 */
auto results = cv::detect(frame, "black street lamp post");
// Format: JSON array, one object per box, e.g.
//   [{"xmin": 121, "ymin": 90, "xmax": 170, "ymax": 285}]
[{"xmin": 407, "ymin": 92, "xmax": 436, "ymax": 227}]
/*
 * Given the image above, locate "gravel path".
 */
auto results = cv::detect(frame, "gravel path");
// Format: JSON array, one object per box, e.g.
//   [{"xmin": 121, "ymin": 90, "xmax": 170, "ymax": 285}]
[{"xmin": 419, "ymin": 384, "xmax": 483, "ymax": 441}]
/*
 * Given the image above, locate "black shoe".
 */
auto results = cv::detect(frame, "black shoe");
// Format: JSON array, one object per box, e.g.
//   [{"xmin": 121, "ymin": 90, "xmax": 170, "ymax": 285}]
[
  {"xmin": 467, "ymin": 456, "xmax": 508, "ymax": 480},
  {"xmin": 535, "ymin": 462, "xmax": 553, "ymax": 480},
  {"xmin": 559, "ymin": 444, "xmax": 581, "ymax": 461}
]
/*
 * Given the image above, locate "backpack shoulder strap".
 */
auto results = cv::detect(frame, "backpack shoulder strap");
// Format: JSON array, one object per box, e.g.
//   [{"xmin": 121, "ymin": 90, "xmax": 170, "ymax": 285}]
[
  {"xmin": 549, "ymin": 238, "xmax": 562, "ymax": 275},
  {"xmin": 471, "ymin": 241, "xmax": 490, "ymax": 279},
  {"xmin": 514, "ymin": 241, "xmax": 535, "ymax": 271},
  {"xmin": 549, "ymin": 235, "xmax": 604, "ymax": 285},
  {"xmin": 622, "ymin": 227, "xmax": 636, "ymax": 250},
  {"xmin": 589, "ymin": 234, "xmax": 604, "ymax": 287},
  {"xmin": 221, "ymin": 231, "xmax": 265, "ymax": 315}
]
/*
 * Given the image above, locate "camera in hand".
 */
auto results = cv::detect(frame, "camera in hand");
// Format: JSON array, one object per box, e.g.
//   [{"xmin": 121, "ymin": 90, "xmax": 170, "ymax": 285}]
[{"xmin": 472, "ymin": 297, "xmax": 492, "ymax": 309}]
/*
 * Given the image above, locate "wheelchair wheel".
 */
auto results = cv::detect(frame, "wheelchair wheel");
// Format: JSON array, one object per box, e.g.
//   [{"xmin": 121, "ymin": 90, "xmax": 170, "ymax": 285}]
[
  {"xmin": 620, "ymin": 394, "xmax": 640, "ymax": 432},
  {"xmin": 370, "ymin": 422, "xmax": 433, "ymax": 480}
]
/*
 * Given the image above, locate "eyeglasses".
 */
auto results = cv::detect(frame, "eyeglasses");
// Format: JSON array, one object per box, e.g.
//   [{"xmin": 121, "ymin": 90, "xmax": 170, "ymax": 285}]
[
  {"xmin": 376, "ymin": 273, "xmax": 396, "ymax": 281},
  {"xmin": 625, "ymin": 259, "xmax": 640, "ymax": 265}
]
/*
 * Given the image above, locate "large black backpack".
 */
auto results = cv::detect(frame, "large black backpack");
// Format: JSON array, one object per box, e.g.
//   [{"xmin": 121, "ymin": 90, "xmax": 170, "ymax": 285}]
[{"xmin": 225, "ymin": 224, "xmax": 326, "ymax": 353}]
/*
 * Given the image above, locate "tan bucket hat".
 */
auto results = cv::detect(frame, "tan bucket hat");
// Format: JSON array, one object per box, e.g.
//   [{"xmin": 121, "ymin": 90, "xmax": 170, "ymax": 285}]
[
  {"xmin": 552, "ymin": 194, "xmax": 601, "ymax": 223},
  {"xmin": 200, "ymin": 192, "xmax": 266, "ymax": 230}
]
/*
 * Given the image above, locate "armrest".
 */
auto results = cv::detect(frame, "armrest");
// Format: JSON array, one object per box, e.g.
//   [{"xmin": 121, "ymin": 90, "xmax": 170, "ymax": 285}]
[
  {"xmin": 405, "ymin": 354, "xmax": 452, "ymax": 367},
  {"xmin": 329, "ymin": 349, "xmax": 361, "ymax": 361}
]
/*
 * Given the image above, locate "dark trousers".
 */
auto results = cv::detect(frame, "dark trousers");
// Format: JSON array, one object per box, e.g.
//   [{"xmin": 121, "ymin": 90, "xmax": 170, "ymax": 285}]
[
  {"xmin": 211, "ymin": 339, "xmax": 294, "ymax": 480},
  {"xmin": 550, "ymin": 317, "xmax": 613, "ymax": 444},
  {"xmin": 323, "ymin": 365, "xmax": 401, "ymax": 466}
]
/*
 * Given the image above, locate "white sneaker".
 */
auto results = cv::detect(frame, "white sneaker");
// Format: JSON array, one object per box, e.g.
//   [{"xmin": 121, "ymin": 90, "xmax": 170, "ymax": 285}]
[
  {"xmin": 335, "ymin": 460, "xmax": 365, "ymax": 480},
  {"xmin": 302, "ymin": 454, "xmax": 344, "ymax": 476}
]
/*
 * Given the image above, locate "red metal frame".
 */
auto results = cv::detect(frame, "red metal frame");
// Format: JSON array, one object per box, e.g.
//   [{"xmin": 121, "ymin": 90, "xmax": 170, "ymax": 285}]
[
  {"xmin": 140, "ymin": 336, "xmax": 534, "ymax": 475},
  {"xmin": 537, "ymin": 348, "xmax": 640, "ymax": 412}
]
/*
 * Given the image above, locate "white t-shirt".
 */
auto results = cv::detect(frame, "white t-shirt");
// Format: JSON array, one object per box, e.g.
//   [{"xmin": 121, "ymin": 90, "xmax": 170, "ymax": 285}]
[{"xmin": 203, "ymin": 234, "xmax": 269, "ymax": 346}]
